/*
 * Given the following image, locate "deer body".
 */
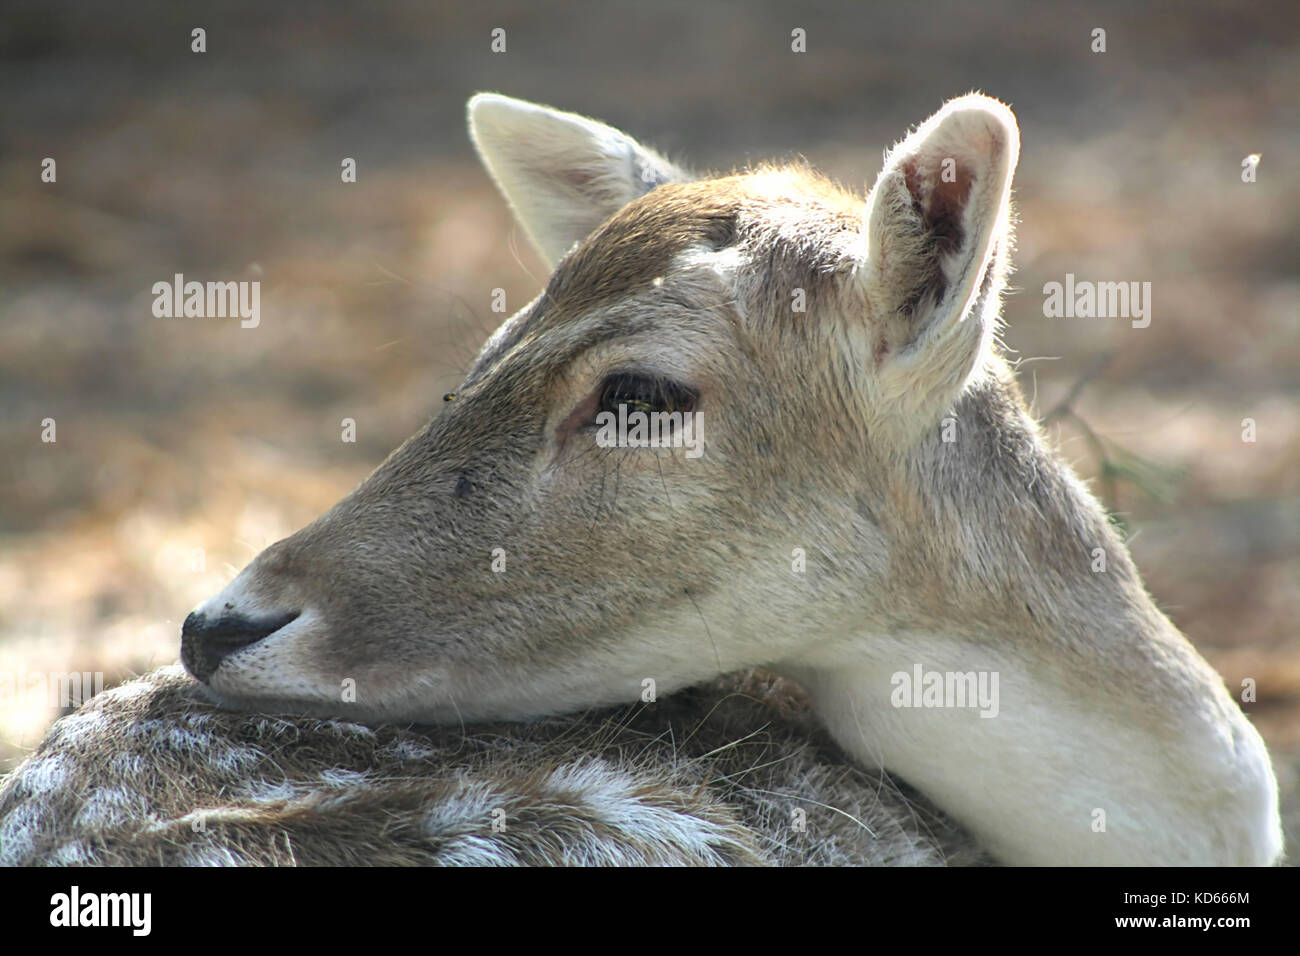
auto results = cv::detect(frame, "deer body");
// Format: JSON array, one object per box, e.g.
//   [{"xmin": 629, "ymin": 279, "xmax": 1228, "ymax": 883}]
[
  {"xmin": 6, "ymin": 94, "xmax": 1281, "ymax": 865},
  {"xmin": 0, "ymin": 666, "xmax": 987, "ymax": 866}
]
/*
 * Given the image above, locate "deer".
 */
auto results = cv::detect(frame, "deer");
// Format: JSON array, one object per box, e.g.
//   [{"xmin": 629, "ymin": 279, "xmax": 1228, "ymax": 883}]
[
  {"xmin": 1, "ymin": 93, "xmax": 1282, "ymax": 866},
  {"xmin": 0, "ymin": 665, "xmax": 987, "ymax": 865}
]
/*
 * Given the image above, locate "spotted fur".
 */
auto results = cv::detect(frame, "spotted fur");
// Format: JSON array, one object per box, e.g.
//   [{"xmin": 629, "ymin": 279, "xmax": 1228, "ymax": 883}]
[{"xmin": 0, "ymin": 667, "xmax": 986, "ymax": 866}]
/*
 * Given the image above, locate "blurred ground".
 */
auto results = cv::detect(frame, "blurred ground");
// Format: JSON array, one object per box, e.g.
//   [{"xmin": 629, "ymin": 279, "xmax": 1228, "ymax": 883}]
[{"xmin": 1, "ymin": 1, "xmax": 1297, "ymax": 860}]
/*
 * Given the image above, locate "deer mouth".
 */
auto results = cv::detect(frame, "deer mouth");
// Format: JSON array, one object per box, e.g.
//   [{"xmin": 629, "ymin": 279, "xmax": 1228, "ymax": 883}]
[{"xmin": 180, "ymin": 608, "xmax": 302, "ymax": 683}]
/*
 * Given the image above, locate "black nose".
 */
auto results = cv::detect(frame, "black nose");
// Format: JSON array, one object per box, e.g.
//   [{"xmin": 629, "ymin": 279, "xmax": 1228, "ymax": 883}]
[{"xmin": 181, "ymin": 609, "xmax": 300, "ymax": 683}]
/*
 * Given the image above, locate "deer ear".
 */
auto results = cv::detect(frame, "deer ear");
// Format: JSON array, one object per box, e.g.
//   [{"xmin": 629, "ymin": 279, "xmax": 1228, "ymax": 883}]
[
  {"xmin": 468, "ymin": 94, "xmax": 691, "ymax": 267},
  {"xmin": 861, "ymin": 94, "xmax": 1019, "ymax": 399}
]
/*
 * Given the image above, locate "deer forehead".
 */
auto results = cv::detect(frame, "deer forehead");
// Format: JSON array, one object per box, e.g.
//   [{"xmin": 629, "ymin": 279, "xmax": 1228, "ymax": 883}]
[
  {"xmin": 546, "ymin": 168, "xmax": 865, "ymax": 309},
  {"xmin": 469, "ymin": 167, "xmax": 867, "ymax": 387}
]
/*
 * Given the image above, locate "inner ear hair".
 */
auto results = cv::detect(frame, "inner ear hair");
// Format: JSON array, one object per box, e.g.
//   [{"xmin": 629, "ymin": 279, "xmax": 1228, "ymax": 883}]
[{"xmin": 866, "ymin": 95, "xmax": 1019, "ymax": 334}]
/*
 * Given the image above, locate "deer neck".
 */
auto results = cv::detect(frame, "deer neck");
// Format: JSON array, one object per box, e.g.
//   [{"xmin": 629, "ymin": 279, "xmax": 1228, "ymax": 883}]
[{"xmin": 778, "ymin": 371, "xmax": 1281, "ymax": 865}]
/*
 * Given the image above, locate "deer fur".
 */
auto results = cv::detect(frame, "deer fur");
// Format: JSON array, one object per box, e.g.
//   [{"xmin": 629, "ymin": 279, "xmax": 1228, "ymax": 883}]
[
  {"xmin": 0, "ymin": 666, "xmax": 987, "ymax": 866},
  {"xmin": 3, "ymin": 93, "xmax": 1281, "ymax": 866}
]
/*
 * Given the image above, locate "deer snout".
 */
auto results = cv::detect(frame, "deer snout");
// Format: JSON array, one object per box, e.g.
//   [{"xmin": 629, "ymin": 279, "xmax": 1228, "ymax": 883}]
[{"xmin": 181, "ymin": 607, "xmax": 301, "ymax": 682}]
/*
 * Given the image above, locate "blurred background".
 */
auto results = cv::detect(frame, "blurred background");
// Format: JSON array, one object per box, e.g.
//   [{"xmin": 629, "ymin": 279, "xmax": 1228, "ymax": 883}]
[{"xmin": 1, "ymin": 0, "xmax": 1297, "ymax": 859}]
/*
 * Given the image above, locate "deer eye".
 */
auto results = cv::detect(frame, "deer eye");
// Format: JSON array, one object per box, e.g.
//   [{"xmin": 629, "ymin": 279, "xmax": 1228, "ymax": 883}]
[{"xmin": 596, "ymin": 373, "xmax": 697, "ymax": 418}]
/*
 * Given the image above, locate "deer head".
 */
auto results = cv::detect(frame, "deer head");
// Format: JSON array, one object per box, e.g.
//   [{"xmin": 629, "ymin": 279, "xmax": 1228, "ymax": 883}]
[{"xmin": 180, "ymin": 94, "xmax": 1281, "ymax": 865}]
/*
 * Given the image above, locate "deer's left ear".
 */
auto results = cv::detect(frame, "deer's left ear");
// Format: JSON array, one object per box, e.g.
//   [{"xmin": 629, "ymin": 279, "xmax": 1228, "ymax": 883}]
[
  {"xmin": 469, "ymin": 93, "xmax": 692, "ymax": 267},
  {"xmin": 861, "ymin": 94, "xmax": 1019, "ymax": 403}
]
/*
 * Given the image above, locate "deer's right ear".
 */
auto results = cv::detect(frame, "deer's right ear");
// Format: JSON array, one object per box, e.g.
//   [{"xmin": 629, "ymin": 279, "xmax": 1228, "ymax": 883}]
[
  {"xmin": 859, "ymin": 94, "xmax": 1019, "ymax": 411},
  {"xmin": 468, "ymin": 94, "xmax": 691, "ymax": 267}
]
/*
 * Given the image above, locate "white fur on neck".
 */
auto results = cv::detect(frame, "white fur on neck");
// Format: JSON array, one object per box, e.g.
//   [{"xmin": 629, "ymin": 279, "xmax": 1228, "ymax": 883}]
[{"xmin": 785, "ymin": 629, "xmax": 1282, "ymax": 866}]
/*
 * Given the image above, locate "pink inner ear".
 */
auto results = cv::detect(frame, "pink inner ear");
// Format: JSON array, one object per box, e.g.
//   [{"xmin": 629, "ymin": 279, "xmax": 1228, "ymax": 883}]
[{"xmin": 903, "ymin": 155, "xmax": 974, "ymax": 256}]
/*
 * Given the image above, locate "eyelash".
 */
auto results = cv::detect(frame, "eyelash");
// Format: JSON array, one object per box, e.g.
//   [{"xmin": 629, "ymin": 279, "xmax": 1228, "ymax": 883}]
[{"xmin": 595, "ymin": 373, "xmax": 698, "ymax": 418}]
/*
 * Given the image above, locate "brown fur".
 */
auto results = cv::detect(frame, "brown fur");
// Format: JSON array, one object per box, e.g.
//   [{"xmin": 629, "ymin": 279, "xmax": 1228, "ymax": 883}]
[{"xmin": 0, "ymin": 667, "xmax": 987, "ymax": 866}]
